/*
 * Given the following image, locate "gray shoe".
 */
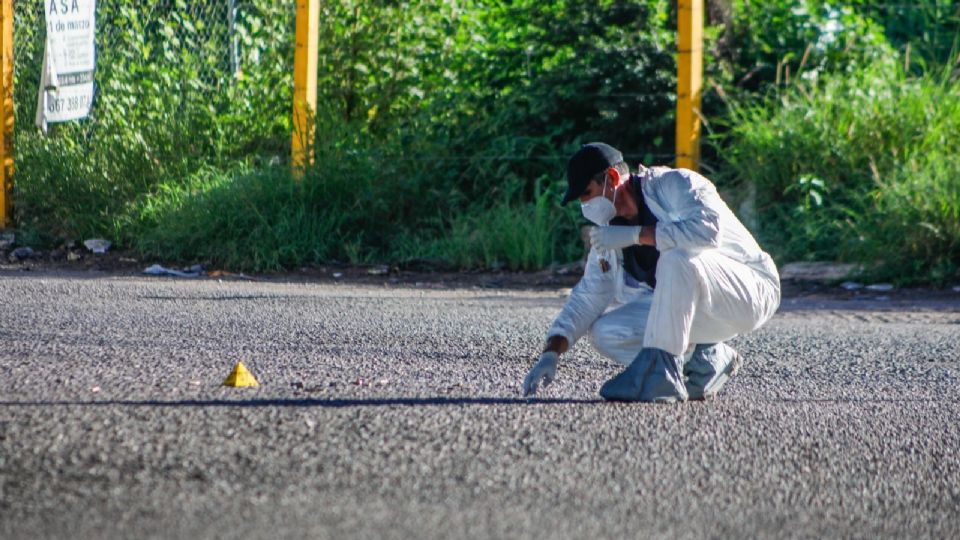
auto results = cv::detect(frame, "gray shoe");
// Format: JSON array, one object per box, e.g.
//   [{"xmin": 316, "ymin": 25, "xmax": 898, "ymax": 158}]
[
  {"xmin": 600, "ymin": 348, "xmax": 688, "ymax": 403},
  {"xmin": 684, "ymin": 343, "xmax": 742, "ymax": 400}
]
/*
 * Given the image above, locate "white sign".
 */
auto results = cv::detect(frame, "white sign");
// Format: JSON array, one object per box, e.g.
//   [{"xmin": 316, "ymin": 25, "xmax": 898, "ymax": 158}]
[{"xmin": 36, "ymin": 0, "xmax": 97, "ymax": 131}]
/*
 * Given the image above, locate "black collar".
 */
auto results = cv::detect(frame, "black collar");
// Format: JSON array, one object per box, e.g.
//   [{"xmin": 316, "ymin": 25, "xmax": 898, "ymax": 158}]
[{"xmin": 629, "ymin": 174, "xmax": 657, "ymax": 226}]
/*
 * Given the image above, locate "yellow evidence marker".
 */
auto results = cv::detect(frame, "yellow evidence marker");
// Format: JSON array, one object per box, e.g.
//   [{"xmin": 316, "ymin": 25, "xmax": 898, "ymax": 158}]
[{"xmin": 223, "ymin": 361, "xmax": 259, "ymax": 388}]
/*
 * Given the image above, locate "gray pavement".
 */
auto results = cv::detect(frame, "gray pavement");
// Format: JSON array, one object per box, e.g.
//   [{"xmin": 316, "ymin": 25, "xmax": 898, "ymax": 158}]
[{"xmin": 1, "ymin": 272, "xmax": 959, "ymax": 539}]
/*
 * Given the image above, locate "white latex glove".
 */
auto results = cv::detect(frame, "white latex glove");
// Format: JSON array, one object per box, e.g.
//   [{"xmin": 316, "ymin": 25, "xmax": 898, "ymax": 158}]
[
  {"xmin": 522, "ymin": 351, "xmax": 558, "ymax": 397},
  {"xmin": 589, "ymin": 225, "xmax": 642, "ymax": 252}
]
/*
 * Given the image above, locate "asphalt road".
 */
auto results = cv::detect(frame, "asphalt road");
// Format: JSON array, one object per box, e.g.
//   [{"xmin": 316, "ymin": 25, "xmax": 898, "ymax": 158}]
[{"xmin": 1, "ymin": 272, "xmax": 959, "ymax": 539}]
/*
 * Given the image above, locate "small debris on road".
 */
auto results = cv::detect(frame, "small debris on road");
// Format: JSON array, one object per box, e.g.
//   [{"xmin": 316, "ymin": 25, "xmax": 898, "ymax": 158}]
[
  {"xmin": 865, "ymin": 283, "xmax": 894, "ymax": 292},
  {"xmin": 0, "ymin": 232, "xmax": 14, "ymax": 251},
  {"xmin": 780, "ymin": 261, "xmax": 860, "ymax": 282},
  {"xmin": 208, "ymin": 269, "xmax": 256, "ymax": 281},
  {"xmin": 367, "ymin": 265, "xmax": 390, "ymax": 276},
  {"xmin": 552, "ymin": 261, "xmax": 583, "ymax": 276},
  {"xmin": 143, "ymin": 264, "xmax": 204, "ymax": 278},
  {"xmin": 840, "ymin": 281, "xmax": 864, "ymax": 291},
  {"xmin": 83, "ymin": 238, "xmax": 112, "ymax": 254},
  {"xmin": 8, "ymin": 247, "xmax": 33, "ymax": 262}
]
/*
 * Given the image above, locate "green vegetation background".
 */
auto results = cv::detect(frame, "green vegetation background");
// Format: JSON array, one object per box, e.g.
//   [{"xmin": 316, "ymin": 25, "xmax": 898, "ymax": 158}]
[{"xmin": 11, "ymin": 0, "xmax": 960, "ymax": 284}]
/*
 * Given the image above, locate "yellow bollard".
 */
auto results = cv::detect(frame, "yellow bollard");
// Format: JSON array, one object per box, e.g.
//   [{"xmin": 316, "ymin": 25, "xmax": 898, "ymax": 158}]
[
  {"xmin": 291, "ymin": 0, "xmax": 318, "ymax": 176},
  {"xmin": 0, "ymin": 0, "xmax": 13, "ymax": 228},
  {"xmin": 675, "ymin": 0, "xmax": 703, "ymax": 171}
]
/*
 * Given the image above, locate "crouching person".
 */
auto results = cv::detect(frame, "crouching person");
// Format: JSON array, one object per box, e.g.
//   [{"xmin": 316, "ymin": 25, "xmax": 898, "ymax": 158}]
[{"xmin": 522, "ymin": 142, "xmax": 780, "ymax": 402}]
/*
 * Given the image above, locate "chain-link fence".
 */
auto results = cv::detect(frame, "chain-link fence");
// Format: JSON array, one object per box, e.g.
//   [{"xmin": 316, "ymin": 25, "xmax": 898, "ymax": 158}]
[
  {"xmin": 10, "ymin": 0, "xmax": 295, "ymax": 235},
  {"xmin": 13, "ymin": 0, "xmax": 294, "ymax": 151}
]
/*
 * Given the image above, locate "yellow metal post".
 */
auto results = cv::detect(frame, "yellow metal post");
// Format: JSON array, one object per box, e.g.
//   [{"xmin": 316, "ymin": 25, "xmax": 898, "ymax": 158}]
[
  {"xmin": 675, "ymin": 0, "xmax": 703, "ymax": 171},
  {"xmin": 0, "ymin": 0, "xmax": 12, "ymax": 228},
  {"xmin": 291, "ymin": 0, "xmax": 318, "ymax": 174}
]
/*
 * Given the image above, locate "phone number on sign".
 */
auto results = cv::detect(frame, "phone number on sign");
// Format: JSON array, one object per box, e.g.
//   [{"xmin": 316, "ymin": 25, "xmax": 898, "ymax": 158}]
[{"xmin": 47, "ymin": 93, "xmax": 91, "ymax": 114}]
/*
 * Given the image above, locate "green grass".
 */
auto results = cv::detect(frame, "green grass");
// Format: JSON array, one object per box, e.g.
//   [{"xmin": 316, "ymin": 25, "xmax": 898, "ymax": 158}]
[
  {"xmin": 403, "ymin": 178, "xmax": 581, "ymax": 271},
  {"xmin": 139, "ymin": 172, "xmax": 344, "ymax": 271},
  {"xmin": 129, "ymin": 159, "xmax": 582, "ymax": 273},
  {"xmin": 863, "ymin": 155, "xmax": 960, "ymax": 283}
]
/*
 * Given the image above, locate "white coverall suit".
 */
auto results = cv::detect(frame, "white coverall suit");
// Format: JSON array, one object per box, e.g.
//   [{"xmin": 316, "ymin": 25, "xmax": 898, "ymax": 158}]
[{"xmin": 546, "ymin": 167, "xmax": 781, "ymax": 368}]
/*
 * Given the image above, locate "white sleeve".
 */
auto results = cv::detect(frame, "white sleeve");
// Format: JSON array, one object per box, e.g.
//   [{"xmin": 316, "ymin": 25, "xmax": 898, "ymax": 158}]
[
  {"xmin": 545, "ymin": 247, "xmax": 617, "ymax": 346},
  {"xmin": 646, "ymin": 169, "xmax": 722, "ymax": 251}
]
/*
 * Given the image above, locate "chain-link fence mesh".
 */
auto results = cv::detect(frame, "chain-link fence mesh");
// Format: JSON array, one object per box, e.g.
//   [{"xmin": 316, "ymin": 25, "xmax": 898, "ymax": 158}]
[
  {"xmin": 13, "ymin": 0, "xmax": 294, "ymax": 150},
  {"xmin": 10, "ymin": 0, "xmax": 294, "ymax": 236}
]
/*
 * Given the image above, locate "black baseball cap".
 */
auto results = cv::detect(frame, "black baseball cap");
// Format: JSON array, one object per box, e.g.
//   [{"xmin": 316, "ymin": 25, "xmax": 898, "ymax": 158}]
[{"xmin": 561, "ymin": 142, "xmax": 624, "ymax": 206}]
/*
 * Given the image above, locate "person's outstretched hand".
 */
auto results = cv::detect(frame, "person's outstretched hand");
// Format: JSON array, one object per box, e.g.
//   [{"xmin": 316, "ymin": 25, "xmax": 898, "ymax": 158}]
[{"xmin": 522, "ymin": 351, "xmax": 558, "ymax": 397}]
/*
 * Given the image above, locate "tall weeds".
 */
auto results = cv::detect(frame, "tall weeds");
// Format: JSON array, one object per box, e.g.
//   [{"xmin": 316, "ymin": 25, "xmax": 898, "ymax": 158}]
[{"xmin": 717, "ymin": 56, "xmax": 960, "ymax": 283}]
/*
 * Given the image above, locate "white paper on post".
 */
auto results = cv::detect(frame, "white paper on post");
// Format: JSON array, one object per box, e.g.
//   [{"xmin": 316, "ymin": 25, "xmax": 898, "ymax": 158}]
[{"xmin": 36, "ymin": 0, "xmax": 97, "ymax": 132}]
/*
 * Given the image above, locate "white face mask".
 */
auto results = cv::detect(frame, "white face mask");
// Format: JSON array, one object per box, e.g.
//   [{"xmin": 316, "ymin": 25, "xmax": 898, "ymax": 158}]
[{"xmin": 580, "ymin": 178, "xmax": 618, "ymax": 225}]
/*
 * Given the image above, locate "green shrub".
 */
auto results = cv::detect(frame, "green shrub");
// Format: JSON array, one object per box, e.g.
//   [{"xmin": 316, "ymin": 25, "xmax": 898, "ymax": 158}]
[
  {"xmin": 863, "ymin": 1, "xmax": 960, "ymax": 68},
  {"xmin": 406, "ymin": 177, "xmax": 582, "ymax": 271},
  {"xmin": 715, "ymin": 0, "xmax": 891, "ymax": 94},
  {"xmin": 863, "ymin": 156, "xmax": 960, "ymax": 284},
  {"xmin": 134, "ymin": 166, "xmax": 339, "ymax": 271},
  {"xmin": 717, "ymin": 55, "xmax": 960, "ymax": 284},
  {"xmin": 131, "ymin": 140, "xmax": 581, "ymax": 272}
]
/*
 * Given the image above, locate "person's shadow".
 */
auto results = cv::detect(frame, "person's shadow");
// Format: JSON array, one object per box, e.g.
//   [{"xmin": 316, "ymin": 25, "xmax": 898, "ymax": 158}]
[{"xmin": 0, "ymin": 396, "xmax": 601, "ymax": 408}]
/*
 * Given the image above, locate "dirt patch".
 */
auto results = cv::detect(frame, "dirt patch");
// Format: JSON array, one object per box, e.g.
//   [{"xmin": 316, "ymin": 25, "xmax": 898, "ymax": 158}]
[
  {"xmin": 778, "ymin": 280, "xmax": 960, "ymax": 312},
  {"xmin": 0, "ymin": 248, "xmax": 584, "ymax": 290},
  {"xmin": 1, "ymin": 248, "xmax": 958, "ymax": 307}
]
